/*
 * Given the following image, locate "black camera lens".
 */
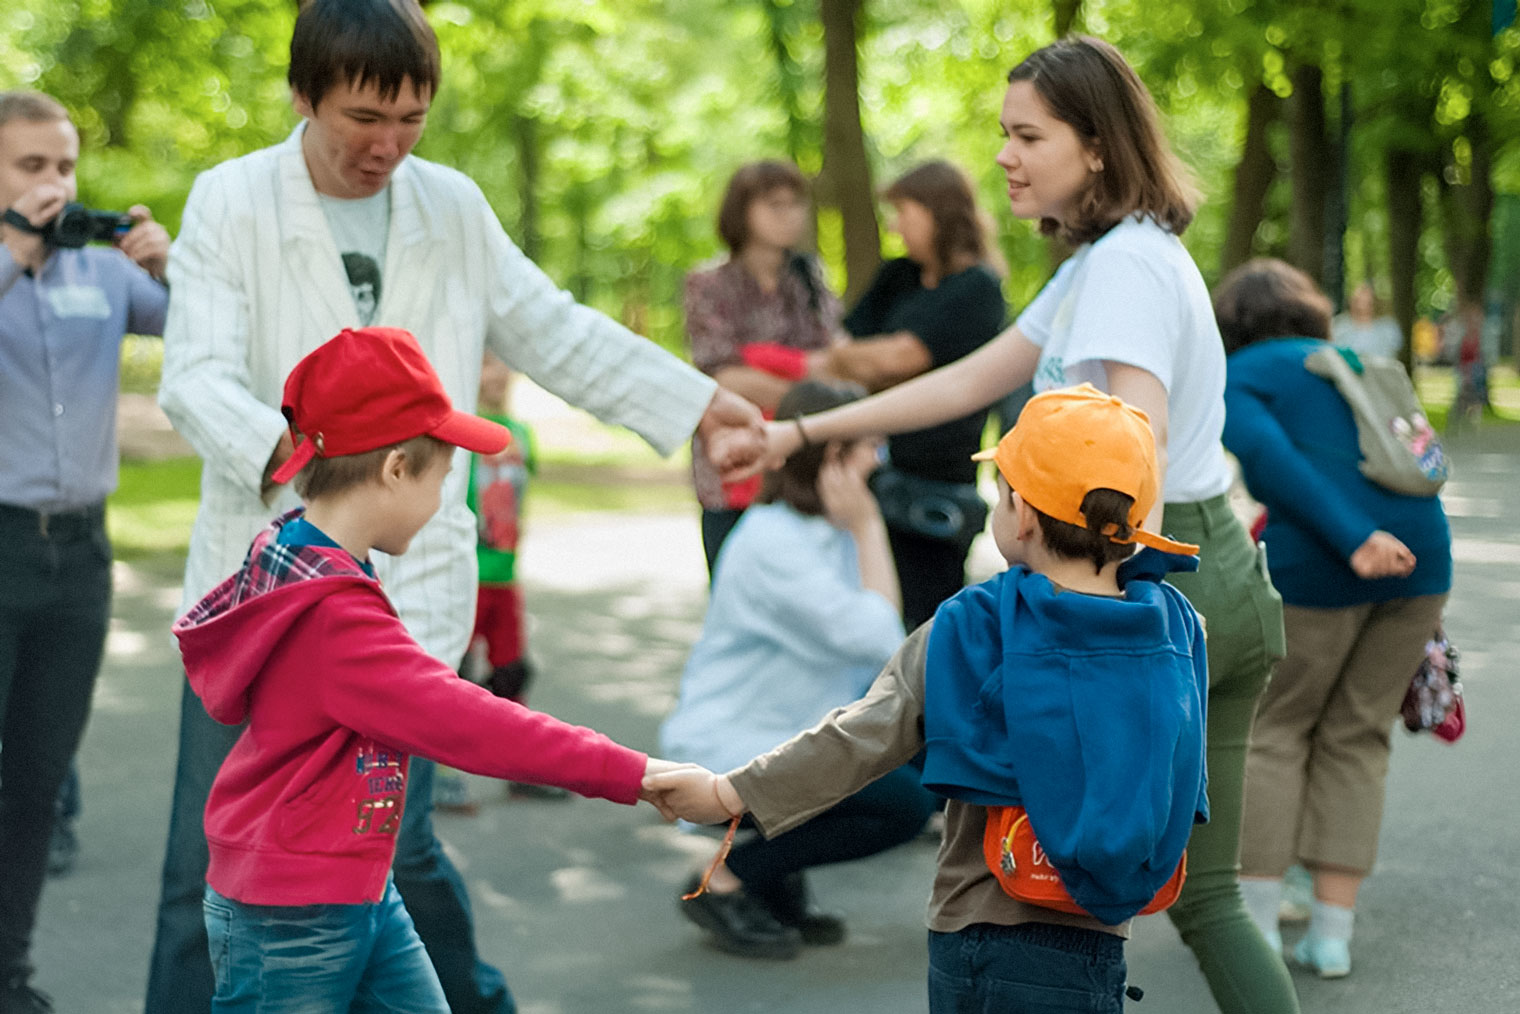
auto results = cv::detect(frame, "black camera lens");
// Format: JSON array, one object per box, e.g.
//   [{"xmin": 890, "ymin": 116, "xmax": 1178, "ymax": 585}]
[{"xmin": 46, "ymin": 203, "xmax": 132, "ymax": 249}]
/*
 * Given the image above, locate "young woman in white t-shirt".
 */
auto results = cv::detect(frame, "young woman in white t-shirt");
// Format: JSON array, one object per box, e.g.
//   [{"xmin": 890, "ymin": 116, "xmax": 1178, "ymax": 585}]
[{"xmin": 765, "ymin": 36, "xmax": 1299, "ymax": 1014}]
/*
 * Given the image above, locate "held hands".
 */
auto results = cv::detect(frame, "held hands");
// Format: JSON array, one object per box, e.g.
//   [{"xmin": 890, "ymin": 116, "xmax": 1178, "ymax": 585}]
[
  {"xmin": 641, "ymin": 762, "xmax": 746, "ymax": 825},
  {"xmin": 1349, "ymin": 530, "xmax": 1416, "ymax": 579},
  {"xmin": 696, "ymin": 387, "xmax": 766, "ymax": 483},
  {"xmin": 119, "ymin": 205, "xmax": 170, "ymax": 280}
]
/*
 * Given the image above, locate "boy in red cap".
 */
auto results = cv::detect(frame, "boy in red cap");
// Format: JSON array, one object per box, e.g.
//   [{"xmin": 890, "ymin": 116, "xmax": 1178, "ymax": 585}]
[
  {"xmin": 645, "ymin": 384, "xmax": 1210, "ymax": 1012},
  {"xmin": 176, "ymin": 327, "xmax": 679, "ymax": 1012}
]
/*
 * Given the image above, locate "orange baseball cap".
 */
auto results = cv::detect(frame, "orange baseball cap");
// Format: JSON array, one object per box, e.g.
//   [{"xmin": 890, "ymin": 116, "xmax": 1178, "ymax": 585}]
[
  {"xmin": 972, "ymin": 383, "xmax": 1199, "ymax": 556},
  {"xmin": 271, "ymin": 327, "xmax": 510, "ymax": 485}
]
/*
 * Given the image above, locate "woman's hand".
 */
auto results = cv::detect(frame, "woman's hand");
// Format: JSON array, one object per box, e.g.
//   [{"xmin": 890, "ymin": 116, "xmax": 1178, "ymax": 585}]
[
  {"xmin": 818, "ymin": 446, "xmax": 880, "ymax": 533},
  {"xmin": 1349, "ymin": 530, "xmax": 1416, "ymax": 579}
]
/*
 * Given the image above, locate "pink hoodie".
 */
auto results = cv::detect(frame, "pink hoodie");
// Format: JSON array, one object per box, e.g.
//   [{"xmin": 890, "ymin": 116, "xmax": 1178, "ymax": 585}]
[{"xmin": 177, "ymin": 516, "xmax": 646, "ymax": 905}]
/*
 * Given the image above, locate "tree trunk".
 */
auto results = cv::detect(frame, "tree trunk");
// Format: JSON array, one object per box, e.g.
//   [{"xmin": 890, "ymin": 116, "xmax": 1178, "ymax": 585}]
[
  {"xmin": 1439, "ymin": 117, "xmax": 1495, "ymax": 313},
  {"xmin": 818, "ymin": 0, "xmax": 879, "ymax": 302},
  {"xmin": 1220, "ymin": 82, "xmax": 1281, "ymax": 276},
  {"xmin": 1385, "ymin": 146, "xmax": 1424, "ymax": 370},
  {"xmin": 511, "ymin": 113, "xmax": 541, "ymax": 263},
  {"xmin": 1322, "ymin": 82, "xmax": 1352, "ymax": 310},
  {"xmin": 1053, "ymin": 0, "xmax": 1083, "ymax": 37},
  {"xmin": 1287, "ymin": 62, "xmax": 1331, "ymax": 287},
  {"xmin": 761, "ymin": 0, "xmax": 810, "ymax": 164}
]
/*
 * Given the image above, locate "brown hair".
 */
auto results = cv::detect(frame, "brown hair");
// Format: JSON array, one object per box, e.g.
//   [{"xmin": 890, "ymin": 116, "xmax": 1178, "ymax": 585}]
[
  {"xmin": 1029, "ymin": 487, "xmax": 1137, "ymax": 573},
  {"xmin": 0, "ymin": 92, "xmax": 70, "ymax": 131},
  {"xmin": 293, "ymin": 434, "xmax": 448, "ymax": 500},
  {"xmin": 289, "ymin": 0, "xmax": 440, "ymax": 109},
  {"xmin": 1008, "ymin": 36, "xmax": 1199, "ymax": 245},
  {"xmin": 1213, "ymin": 258, "xmax": 1333, "ymax": 355},
  {"xmin": 758, "ymin": 380, "xmax": 868, "ymax": 516},
  {"xmin": 882, "ymin": 160, "xmax": 994, "ymax": 275},
  {"xmin": 716, "ymin": 160, "xmax": 808, "ymax": 253}
]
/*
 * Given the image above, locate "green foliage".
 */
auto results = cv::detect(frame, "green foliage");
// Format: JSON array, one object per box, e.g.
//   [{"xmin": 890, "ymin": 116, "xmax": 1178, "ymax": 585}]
[{"xmin": 4, "ymin": 0, "xmax": 1514, "ymax": 345}]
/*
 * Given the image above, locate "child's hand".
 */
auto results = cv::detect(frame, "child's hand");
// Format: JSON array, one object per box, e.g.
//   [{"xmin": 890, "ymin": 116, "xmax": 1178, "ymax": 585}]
[{"xmin": 641, "ymin": 763, "xmax": 745, "ymax": 825}]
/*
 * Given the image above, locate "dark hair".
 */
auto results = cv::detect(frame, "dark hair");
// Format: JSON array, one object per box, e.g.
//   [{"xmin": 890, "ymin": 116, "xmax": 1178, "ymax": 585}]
[
  {"xmin": 293, "ymin": 434, "xmax": 448, "ymax": 500},
  {"xmin": 1029, "ymin": 487, "xmax": 1137, "ymax": 573},
  {"xmin": 289, "ymin": 0, "xmax": 440, "ymax": 110},
  {"xmin": 1008, "ymin": 36, "xmax": 1199, "ymax": 245},
  {"xmin": 1213, "ymin": 258, "xmax": 1333, "ymax": 354},
  {"xmin": 716, "ymin": 160, "xmax": 808, "ymax": 254},
  {"xmin": 882, "ymin": 160, "xmax": 991, "ymax": 275},
  {"xmin": 758, "ymin": 380, "xmax": 868, "ymax": 516},
  {"xmin": 0, "ymin": 92, "xmax": 70, "ymax": 131}
]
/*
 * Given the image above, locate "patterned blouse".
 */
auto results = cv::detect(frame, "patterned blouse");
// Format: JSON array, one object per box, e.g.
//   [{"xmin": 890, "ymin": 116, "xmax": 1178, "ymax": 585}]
[{"xmin": 684, "ymin": 256, "xmax": 840, "ymax": 508}]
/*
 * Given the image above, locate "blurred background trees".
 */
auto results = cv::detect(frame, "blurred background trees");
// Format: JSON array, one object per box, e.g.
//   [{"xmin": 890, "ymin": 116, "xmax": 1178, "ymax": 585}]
[{"xmin": 3, "ymin": 0, "xmax": 1517, "ymax": 361}]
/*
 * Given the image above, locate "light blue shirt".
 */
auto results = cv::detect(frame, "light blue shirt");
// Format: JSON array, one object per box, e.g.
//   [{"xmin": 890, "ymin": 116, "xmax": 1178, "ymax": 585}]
[
  {"xmin": 660, "ymin": 503, "xmax": 906, "ymax": 773},
  {"xmin": 0, "ymin": 245, "xmax": 167, "ymax": 511}
]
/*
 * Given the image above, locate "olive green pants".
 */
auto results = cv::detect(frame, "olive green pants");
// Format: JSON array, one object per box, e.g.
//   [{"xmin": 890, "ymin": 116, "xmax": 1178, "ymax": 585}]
[{"xmin": 1161, "ymin": 495, "xmax": 1300, "ymax": 1014}]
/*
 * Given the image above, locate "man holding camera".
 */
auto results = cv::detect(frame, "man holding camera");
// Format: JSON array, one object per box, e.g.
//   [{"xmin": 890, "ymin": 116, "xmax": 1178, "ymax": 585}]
[{"xmin": 0, "ymin": 90, "xmax": 169, "ymax": 1013}]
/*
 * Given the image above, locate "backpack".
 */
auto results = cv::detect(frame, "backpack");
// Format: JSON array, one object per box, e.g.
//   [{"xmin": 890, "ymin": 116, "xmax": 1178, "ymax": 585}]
[
  {"xmin": 982, "ymin": 805, "xmax": 1187, "ymax": 917},
  {"xmin": 1303, "ymin": 346, "xmax": 1449, "ymax": 497}
]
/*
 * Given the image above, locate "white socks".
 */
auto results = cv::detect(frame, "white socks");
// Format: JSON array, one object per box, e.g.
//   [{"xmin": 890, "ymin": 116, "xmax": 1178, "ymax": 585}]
[
  {"xmin": 1239, "ymin": 878, "xmax": 1284, "ymax": 941},
  {"xmin": 1308, "ymin": 899, "xmax": 1355, "ymax": 942}
]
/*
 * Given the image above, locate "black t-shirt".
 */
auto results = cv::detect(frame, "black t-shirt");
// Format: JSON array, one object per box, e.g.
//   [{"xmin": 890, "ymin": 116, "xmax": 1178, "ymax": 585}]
[{"xmin": 843, "ymin": 258, "xmax": 1006, "ymax": 483}]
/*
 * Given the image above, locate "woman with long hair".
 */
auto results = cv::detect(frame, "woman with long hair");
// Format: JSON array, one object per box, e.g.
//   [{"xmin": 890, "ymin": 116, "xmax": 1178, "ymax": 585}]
[
  {"xmin": 762, "ymin": 37, "xmax": 1299, "ymax": 1014},
  {"xmin": 817, "ymin": 160, "xmax": 1006, "ymax": 629}
]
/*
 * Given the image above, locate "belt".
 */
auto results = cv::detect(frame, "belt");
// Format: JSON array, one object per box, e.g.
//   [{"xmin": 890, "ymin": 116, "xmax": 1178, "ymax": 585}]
[{"xmin": 0, "ymin": 501, "xmax": 106, "ymax": 541}]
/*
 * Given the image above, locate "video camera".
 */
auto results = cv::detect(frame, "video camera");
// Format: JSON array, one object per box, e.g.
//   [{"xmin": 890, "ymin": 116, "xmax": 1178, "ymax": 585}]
[{"xmin": 2, "ymin": 202, "xmax": 132, "ymax": 249}]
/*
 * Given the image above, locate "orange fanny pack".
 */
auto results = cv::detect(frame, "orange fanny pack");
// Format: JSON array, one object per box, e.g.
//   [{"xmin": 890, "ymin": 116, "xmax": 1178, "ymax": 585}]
[{"xmin": 982, "ymin": 805, "xmax": 1187, "ymax": 917}]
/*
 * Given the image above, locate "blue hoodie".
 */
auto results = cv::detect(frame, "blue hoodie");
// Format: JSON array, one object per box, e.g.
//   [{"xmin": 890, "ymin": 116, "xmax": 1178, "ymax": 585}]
[{"xmin": 922, "ymin": 548, "xmax": 1209, "ymax": 925}]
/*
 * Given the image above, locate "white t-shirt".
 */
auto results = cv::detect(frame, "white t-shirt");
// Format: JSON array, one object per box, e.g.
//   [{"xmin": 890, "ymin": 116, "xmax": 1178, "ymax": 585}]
[
  {"xmin": 1331, "ymin": 314, "xmax": 1402, "ymax": 359},
  {"xmin": 1016, "ymin": 215, "xmax": 1232, "ymax": 503},
  {"xmin": 317, "ymin": 189, "xmax": 390, "ymax": 325}
]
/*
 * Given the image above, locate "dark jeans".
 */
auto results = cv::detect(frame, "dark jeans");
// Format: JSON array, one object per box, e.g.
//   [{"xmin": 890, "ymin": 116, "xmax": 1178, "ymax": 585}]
[
  {"xmin": 145, "ymin": 681, "xmax": 514, "ymax": 1014},
  {"xmin": 886, "ymin": 527, "xmax": 970, "ymax": 632},
  {"xmin": 699, "ymin": 507, "xmax": 746, "ymax": 580},
  {"xmin": 0, "ymin": 503, "xmax": 111, "ymax": 978},
  {"xmin": 725, "ymin": 765, "xmax": 935, "ymax": 890},
  {"xmin": 927, "ymin": 922, "xmax": 1128, "ymax": 1014}
]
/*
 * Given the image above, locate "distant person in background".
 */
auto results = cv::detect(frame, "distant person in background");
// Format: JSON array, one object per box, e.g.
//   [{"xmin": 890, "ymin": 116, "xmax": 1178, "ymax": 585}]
[
  {"xmin": 1216, "ymin": 259, "xmax": 1451, "ymax": 980},
  {"xmin": 815, "ymin": 160, "xmax": 1006, "ymax": 630},
  {"xmin": 684, "ymin": 160, "xmax": 841, "ymax": 575},
  {"xmin": 0, "ymin": 90, "xmax": 170, "ymax": 1013},
  {"xmin": 661, "ymin": 381, "xmax": 935, "ymax": 960},
  {"xmin": 1331, "ymin": 282, "xmax": 1402, "ymax": 359}
]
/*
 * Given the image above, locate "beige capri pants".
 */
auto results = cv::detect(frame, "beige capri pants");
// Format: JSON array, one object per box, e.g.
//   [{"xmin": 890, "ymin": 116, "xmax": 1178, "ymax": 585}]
[{"xmin": 1239, "ymin": 593, "xmax": 1448, "ymax": 876}]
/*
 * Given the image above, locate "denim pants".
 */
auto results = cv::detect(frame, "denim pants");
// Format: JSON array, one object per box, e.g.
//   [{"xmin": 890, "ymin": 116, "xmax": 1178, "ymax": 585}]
[
  {"xmin": 146, "ymin": 685, "xmax": 514, "ymax": 1014},
  {"xmin": 203, "ymin": 879, "xmax": 448, "ymax": 1013},
  {"xmin": 927, "ymin": 923, "xmax": 1128, "ymax": 1013},
  {"xmin": 0, "ymin": 503, "xmax": 111, "ymax": 980}
]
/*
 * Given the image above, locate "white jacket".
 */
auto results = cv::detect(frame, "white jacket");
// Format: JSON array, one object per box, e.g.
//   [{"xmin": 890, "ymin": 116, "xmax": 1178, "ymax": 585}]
[{"xmin": 160, "ymin": 126, "xmax": 715, "ymax": 664}]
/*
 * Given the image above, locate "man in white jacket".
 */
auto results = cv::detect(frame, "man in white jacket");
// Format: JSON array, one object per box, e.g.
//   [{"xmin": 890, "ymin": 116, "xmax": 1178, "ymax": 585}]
[{"xmin": 145, "ymin": 2, "xmax": 762, "ymax": 1012}]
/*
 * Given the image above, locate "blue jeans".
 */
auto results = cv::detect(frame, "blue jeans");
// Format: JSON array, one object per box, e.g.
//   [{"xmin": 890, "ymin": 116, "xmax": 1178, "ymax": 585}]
[
  {"xmin": 927, "ymin": 923, "xmax": 1128, "ymax": 1013},
  {"xmin": 0, "ymin": 503, "xmax": 111, "ymax": 980},
  {"xmin": 146, "ymin": 682, "xmax": 514, "ymax": 1014},
  {"xmin": 203, "ymin": 880, "xmax": 448, "ymax": 1013}
]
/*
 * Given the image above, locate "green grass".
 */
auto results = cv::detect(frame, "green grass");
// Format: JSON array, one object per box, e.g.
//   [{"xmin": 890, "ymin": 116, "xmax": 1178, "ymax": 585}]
[
  {"xmin": 108, "ymin": 457, "xmax": 201, "ymax": 563},
  {"xmin": 1414, "ymin": 363, "xmax": 1520, "ymax": 432}
]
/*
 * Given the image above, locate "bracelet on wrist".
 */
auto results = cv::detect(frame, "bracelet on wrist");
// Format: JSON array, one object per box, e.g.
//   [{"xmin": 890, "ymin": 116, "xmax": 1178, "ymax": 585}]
[{"xmin": 793, "ymin": 416, "xmax": 812, "ymax": 448}]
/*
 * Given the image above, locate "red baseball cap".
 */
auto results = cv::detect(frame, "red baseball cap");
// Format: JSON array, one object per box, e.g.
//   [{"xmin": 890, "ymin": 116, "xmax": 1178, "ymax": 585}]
[{"xmin": 271, "ymin": 327, "xmax": 510, "ymax": 485}]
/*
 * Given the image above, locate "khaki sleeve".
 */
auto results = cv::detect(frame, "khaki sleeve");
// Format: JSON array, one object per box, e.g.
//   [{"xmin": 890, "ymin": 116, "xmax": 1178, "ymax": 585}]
[{"xmin": 727, "ymin": 622, "xmax": 932, "ymax": 839}]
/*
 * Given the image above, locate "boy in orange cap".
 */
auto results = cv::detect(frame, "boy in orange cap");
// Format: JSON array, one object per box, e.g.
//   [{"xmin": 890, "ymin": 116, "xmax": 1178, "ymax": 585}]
[
  {"xmin": 176, "ymin": 327, "xmax": 681, "ymax": 1012},
  {"xmin": 645, "ymin": 383, "xmax": 1209, "ymax": 1012}
]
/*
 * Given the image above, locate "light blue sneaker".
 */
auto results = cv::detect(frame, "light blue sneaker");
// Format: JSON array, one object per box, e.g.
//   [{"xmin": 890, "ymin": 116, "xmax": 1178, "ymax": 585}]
[{"xmin": 1294, "ymin": 933, "xmax": 1352, "ymax": 978}]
